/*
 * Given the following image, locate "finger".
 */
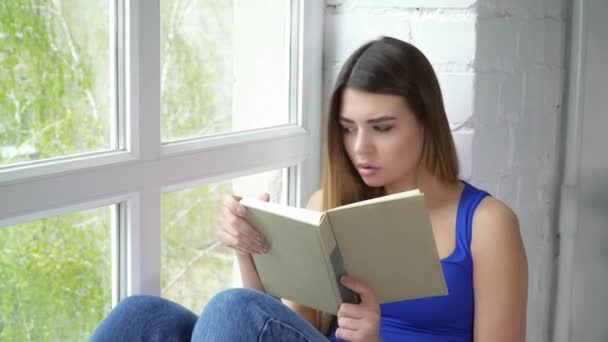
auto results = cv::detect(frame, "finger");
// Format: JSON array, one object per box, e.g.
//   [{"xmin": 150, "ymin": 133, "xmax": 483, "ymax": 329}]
[
  {"xmin": 223, "ymin": 224, "xmax": 266, "ymax": 254},
  {"xmin": 334, "ymin": 327, "xmax": 357, "ymax": 342},
  {"xmin": 258, "ymin": 193, "xmax": 270, "ymax": 202},
  {"xmin": 337, "ymin": 303, "xmax": 364, "ymax": 320},
  {"xmin": 219, "ymin": 217, "xmax": 267, "ymax": 254},
  {"xmin": 337, "ymin": 317, "xmax": 359, "ymax": 330},
  {"xmin": 340, "ymin": 276, "xmax": 378, "ymax": 307},
  {"xmin": 218, "ymin": 222, "xmax": 264, "ymax": 253},
  {"xmin": 224, "ymin": 193, "xmax": 242, "ymax": 202},
  {"xmin": 217, "ymin": 229, "xmax": 258, "ymax": 255},
  {"xmin": 220, "ymin": 225, "xmax": 265, "ymax": 255},
  {"xmin": 222, "ymin": 206, "xmax": 267, "ymax": 246},
  {"xmin": 223, "ymin": 194, "xmax": 247, "ymax": 217}
]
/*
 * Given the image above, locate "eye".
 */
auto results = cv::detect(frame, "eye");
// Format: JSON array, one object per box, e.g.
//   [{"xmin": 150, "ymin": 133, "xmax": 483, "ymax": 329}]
[
  {"xmin": 374, "ymin": 125, "xmax": 393, "ymax": 132},
  {"xmin": 341, "ymin": 125, "xmax": 355, "ymax": 134}
]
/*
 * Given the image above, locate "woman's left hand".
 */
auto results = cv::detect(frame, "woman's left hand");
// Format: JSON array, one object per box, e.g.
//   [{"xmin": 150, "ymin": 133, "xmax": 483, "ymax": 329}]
[{"xmin": 334, "ymin": 275, "xmax": 383, "ymax": 342}]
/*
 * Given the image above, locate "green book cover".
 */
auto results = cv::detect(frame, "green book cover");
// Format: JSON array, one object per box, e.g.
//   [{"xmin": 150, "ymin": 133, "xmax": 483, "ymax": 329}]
[{"xmin": 240, "ymin": 189, "xmax": 447, "ymax": 315}]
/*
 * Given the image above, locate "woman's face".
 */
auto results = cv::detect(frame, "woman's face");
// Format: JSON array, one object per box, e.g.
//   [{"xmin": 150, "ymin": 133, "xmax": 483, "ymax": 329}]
[{"xmin": 339, "ymin": 88, "xmax": 425, "ymax": 193}]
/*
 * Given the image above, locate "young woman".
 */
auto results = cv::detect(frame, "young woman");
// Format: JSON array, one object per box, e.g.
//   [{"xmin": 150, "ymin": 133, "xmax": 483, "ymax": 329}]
[{"xmin": 89, "ymin": 36, "xmax": 528, "ymax": 342}]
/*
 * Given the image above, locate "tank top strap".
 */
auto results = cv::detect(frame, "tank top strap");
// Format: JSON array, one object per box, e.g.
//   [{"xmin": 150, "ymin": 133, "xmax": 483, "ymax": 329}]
[{"xmin": 455, "ymin": 181, "xmax": 491, "ymax": 258}]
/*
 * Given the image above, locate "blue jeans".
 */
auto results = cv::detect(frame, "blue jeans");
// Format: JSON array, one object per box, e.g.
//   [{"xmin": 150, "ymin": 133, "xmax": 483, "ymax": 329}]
[{"xmin": 89, "ymin": 288, "xmax": 330, "ymax": 342}]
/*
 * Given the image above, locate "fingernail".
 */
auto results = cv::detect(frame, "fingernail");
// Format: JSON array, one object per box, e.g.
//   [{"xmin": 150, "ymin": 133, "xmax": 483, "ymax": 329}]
[
  {"xmin": 257, "ymin": 243, "xmax": 269, "ymax": 253},
  {"xmin": 340, "ymin": 275, "xmax": 348, "ymax": 283}
]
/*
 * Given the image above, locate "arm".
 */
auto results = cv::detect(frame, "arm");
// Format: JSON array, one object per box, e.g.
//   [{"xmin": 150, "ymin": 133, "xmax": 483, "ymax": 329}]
[
  {"xmin": 236, "ymin": 253, "xmax": 265, "ymax": 291},
  {"xmin": 220, "ymin": 190, "xmax": 330, "ymax": 333},
  {"xmin": 471, "ymin": 197, "xmax": 528, "ymax": 342},
  {"xmin": 218, "ymin": 193, "xmax": 270, "ymax": 291}
]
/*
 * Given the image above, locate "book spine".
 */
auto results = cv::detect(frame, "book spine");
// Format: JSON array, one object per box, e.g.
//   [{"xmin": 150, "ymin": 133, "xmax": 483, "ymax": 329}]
[{"xmin": 319, "ymin": 215, "xmax": 360, "ymax": 305}]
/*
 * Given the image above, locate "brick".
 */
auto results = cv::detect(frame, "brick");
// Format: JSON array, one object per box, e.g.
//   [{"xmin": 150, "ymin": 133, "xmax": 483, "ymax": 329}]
[
  {"xmin": 543, "ymin": 69, "xmax": 563, "ymax": 113},
  {"xmin": 438, "ymin": 72, "xmax": 475, "ymax": 124},
  {"xmin": 544, "ymin": 0, "xmax": 568, "ymax": 20},
  {"xmin": 518, "ymin": 20, "xmax": 546, "ymax": 66},
  {"xmin": 518, "ymin": 19, "xmax": 565, "ymax": 68},
  {"xmin": 350, "ymin": 0, "xmax": 477, "ymax": 9},
  {"xmin": 543, "ymin": 70, "xmax": 563, "ymax": 176},
  {"xmin": 410, "ymin": 18, "xmax": 476, "ymax": 66},
  {"xmin": 471, "ymin": 120, "xmax": 510, "ymax": 177},
  {"xmin": 523, "ymin": 68, "xmax": 545, "ymax": 118},
  {"xmin": 496, "ymin": 174, "xmax": 519, "ymax": 208},
  {"xmin": 322, "ymin": 64, "xmax": 342, "ymax": 112},
  {"xmin": 498, "ymin": 72, "xmax": 524, "ymax": 121},
  {"xmin": 478, "ymin": 0, "xmax": 544, "ymax": 18},
  {"xmin": 452, "ymin": 128, "xmax": 474, "ymax": 180},
  {"xmin": 513, "ymin": 111, "xmax": 543, "ymax": 170},
  {"xmin": 473, "ymin": 73, "xmax": 500, "ymax": 125},
  {"xmin": 544, "ymin": 20, "xmax": 565, "ymax": 67},
  {"xmin": 515, "ymin": 173, "xmax": 543, "ymax": 214},
  {"xmin": 476, "ymin": 18, "xmax": 518, "ymax": 70},
  {"xmin": 324, "ymin": 12, "xmax": 411, "ymax": 63}
]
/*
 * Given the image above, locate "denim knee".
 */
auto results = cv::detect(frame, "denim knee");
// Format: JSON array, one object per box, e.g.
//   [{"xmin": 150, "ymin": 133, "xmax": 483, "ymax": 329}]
[
  {"xmin": 202, "ymin": 288, "xmax": 274, "ymax": 315},
  {"xmin": 192, "ymin": 289, "xmax": 328, "ymax": 342},
  {"xmin": 117, "ymin": 295, "xmax": 166, "ymax": 311},
  {"xmin": 89, "ymin": 295, "xmax": 198, "ymax": 342}
]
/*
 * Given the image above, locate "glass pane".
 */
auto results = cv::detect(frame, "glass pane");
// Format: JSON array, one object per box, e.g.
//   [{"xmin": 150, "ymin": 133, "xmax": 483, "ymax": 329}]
[
  {"xmin": 161, "ymin": 0, "xmax": 292, "ymax": 142},
  {"xmin": 162, "ymin": 169, "xmax": 287, "ymax": 313},
  {"xmin": 0, "ymin": 206, "xmax": 112, "ymax": 341},
  {"xmin": 0, "ymin": 1, "xmax": 113, "ymax": 166}
]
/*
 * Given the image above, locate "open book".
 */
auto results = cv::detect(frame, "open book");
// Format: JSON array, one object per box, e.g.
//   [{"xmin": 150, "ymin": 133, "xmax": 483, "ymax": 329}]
[{"xmin": 239, "ymin": 189, "xmax": 447, "ymax": 315}]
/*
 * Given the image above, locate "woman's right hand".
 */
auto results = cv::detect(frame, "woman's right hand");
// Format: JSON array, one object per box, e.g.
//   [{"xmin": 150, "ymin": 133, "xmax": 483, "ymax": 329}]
[{"xmin": 217, "ymin": 193, "xmax": 270, "ymax": 256}]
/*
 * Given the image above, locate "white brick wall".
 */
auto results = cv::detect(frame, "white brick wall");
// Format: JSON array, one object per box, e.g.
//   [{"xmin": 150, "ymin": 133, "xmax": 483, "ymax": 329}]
[
  {"xmin": 473, "ymin": 1, "xmax": 566, "ymax": 340},
  {"xmin": 323, "ymin": 1, "xmax": 568, "ymax": 341}
]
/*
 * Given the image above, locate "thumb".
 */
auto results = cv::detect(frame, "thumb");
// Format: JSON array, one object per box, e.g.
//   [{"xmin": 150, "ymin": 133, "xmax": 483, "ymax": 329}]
[
  {"xmin": 340, "ymin": 276, "xmax": 377, "ymax": 307},
  {"xmin": 258, "ymin": 193, "xmax": 270, "ymax": 202}
]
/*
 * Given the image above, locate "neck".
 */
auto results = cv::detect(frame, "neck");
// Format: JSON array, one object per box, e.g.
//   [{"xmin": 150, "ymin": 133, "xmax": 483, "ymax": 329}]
[{"xmin": 384, "ymin": 169, "xmax": 461, "ymax": 208}]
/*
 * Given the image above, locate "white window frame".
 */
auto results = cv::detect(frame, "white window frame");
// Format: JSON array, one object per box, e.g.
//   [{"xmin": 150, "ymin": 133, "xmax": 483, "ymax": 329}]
[{"xmin": 0, "ymin": 0, "xmax": 323, "ymax": 301}]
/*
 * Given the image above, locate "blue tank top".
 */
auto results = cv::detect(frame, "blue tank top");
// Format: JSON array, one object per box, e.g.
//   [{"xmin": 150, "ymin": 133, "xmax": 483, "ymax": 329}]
[{"xmin": 328, "ymin": 181, "xmax": 489, "ymax": 342}]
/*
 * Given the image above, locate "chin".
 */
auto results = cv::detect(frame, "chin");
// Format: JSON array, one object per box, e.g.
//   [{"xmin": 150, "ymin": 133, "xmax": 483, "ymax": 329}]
[{"xmin": 360, "ymin": 177, "xmax": 387, "ymax": 188}]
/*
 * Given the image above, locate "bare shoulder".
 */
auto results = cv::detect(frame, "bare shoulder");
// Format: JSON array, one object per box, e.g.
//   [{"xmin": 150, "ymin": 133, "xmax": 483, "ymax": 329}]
[
  {"xmin": 474, "ymin": 196, "xmax": 519, "ymax": 230},
  {"xmin": 471, "ymin": 196, "xmax": 528, "ymax": 341},
  {"xmin": 471, "ymin": 195, "xmax": 525, "ymax": 258},
  {"xmin": 306, "ymin": 190, "xmax": 324, "ymax": 211}
]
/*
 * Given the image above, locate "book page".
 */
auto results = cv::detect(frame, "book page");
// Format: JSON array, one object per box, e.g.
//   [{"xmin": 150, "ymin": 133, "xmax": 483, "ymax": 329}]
[
  {"xmin": 328, "ymin": 188, "xmax": 421, "ymax": 213},
  {"xmin": 246, "ymin": 207, "xmax": 341, "ymax": 314},
  {"xmin": 240, "ymin": 197, "xmax": 324, "ymax": 225},
  {"xmin": 326, "ymin": 193, "xmax": 447, "ymax": 304}
]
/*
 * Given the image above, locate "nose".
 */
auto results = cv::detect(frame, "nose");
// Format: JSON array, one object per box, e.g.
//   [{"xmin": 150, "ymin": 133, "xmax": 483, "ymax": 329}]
[{"xmin": 353, "ymin": 129, "xmax": 373, "ymax": 155}]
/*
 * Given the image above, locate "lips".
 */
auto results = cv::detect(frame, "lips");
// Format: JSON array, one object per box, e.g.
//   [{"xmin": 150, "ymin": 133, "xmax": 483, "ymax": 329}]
[{"xmin": 356, "ymin": 163, "xmax": 379, "ymax": 177}]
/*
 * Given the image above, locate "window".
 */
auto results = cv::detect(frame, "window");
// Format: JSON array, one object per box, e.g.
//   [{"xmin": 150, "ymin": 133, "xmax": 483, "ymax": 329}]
[
  {"xmin": 161, "ymin": 169, "xmax": 288, "ymax": 312},
  {"xmin": 160, "ymin": 0, "xmax": 293, "ymax": 141},
  {"xmin": 0, "ymin": 1, "xmax": 115, "ymax": 166},
  {"xmin": 0, "ymin": 206, "xmax": 114, "ymax": 341},
  {"xmin": 0, "ymin": 0, "xmax": 323, "ymax": 339}
]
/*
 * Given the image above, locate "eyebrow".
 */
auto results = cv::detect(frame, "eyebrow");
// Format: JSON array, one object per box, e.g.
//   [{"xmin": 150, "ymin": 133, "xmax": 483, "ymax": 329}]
[{"xmin": 339, "ymin": 115, "xmax": 397, "ymax": 124}]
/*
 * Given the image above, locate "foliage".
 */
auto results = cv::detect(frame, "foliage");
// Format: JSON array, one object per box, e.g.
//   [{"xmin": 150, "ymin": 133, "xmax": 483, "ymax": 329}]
[
  {"xmin": 160, "ymin": 0, "xmax": 232, "ymax": 140},
  {"xmin": 161, "ymin": 183, "xmax": 234, "ymax": 314},
  {"xmin": 0, "ymin": 0, "xmax": 109, "ymax": 165},
  {"xmin": 0, "ymin": 0, "xmax": 237, "ymax": 340},
  {"xmin": 0, "ymin": 208, "xmax": 112, "ymax": 342}
]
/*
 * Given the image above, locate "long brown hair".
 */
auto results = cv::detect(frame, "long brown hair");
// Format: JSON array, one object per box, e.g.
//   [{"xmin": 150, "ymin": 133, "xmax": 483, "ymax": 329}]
[{"xmin": 322, "ymin": 36, "xmax": 459, "ymax": 210}]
